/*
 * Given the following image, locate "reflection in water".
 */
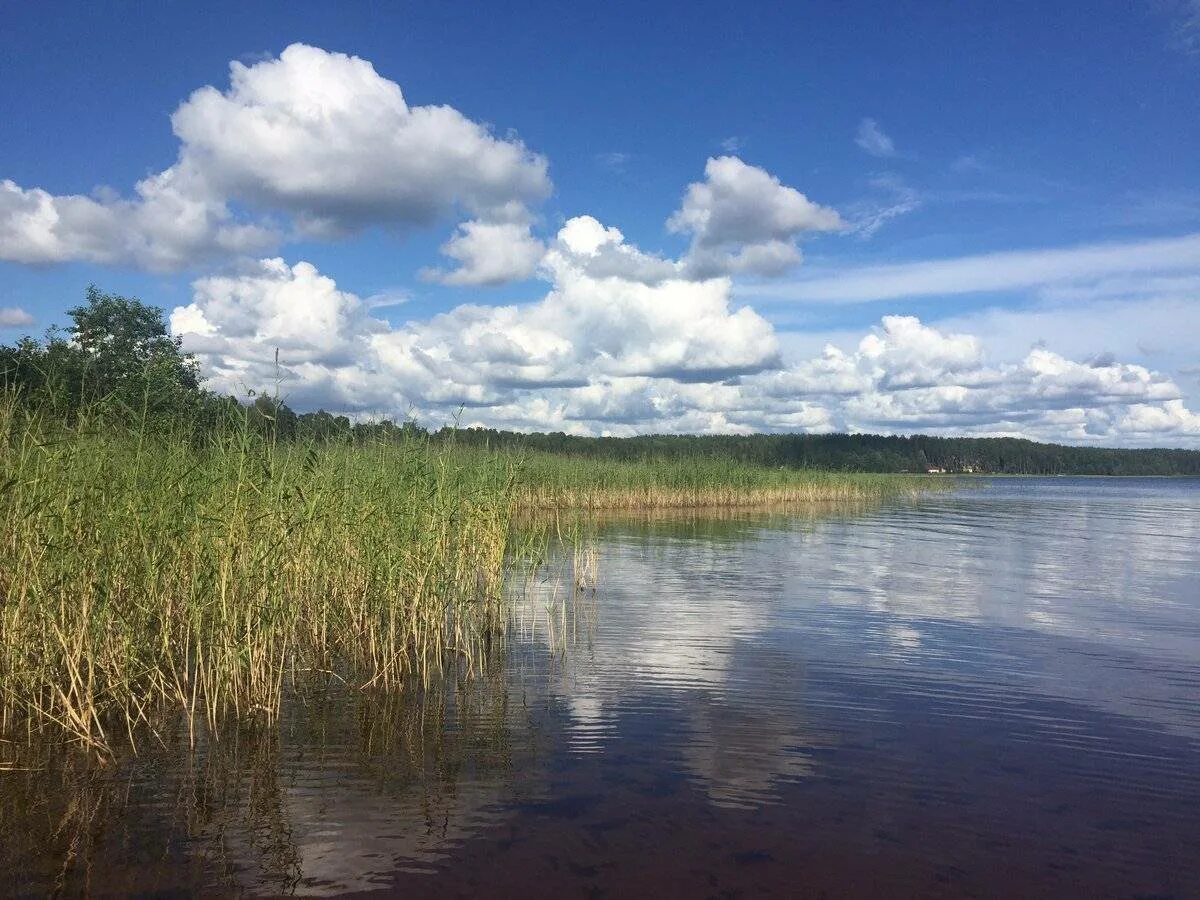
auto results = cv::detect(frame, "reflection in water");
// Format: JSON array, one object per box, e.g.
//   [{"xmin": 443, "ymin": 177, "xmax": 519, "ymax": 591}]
[
  {"xmin": 514, "ymin": 511, "xmax": 843, "ymax": 809},
  {"xmin": 3, "ymin": 478, "xmax": 1200, "ymax": 897},
  {"xmin": 1, "ymin": 672, "xmax": 552, "ymax": 895}
]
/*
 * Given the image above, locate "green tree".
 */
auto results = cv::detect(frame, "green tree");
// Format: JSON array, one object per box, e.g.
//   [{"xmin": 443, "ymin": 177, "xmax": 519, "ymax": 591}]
[
  {"xmin": 1, "ymin": 285, "xmax": 204, "ymax": 427},
  {"xmin": 68, "ymin": 285, "xmax": 200, "ymax": 397}
]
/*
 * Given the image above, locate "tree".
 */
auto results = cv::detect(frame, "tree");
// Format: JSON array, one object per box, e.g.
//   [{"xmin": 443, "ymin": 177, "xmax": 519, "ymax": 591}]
[
  {"xmin": 1, "ymin": 285, "xmax": 204, "ymax": 426},
  {"xmin": 67, "ymin": 285, "xmax": 200, "ymax": 397}
]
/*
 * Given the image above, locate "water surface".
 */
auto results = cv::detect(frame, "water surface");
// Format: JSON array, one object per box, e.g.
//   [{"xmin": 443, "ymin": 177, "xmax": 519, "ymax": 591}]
[{"xmin": 4, "ymin": 478, "xmax": 1199, "ymax": 897}]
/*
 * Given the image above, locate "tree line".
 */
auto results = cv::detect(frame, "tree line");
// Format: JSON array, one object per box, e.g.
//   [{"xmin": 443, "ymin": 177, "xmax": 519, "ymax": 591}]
[
  {"xmin": 443, "ymin": 428, "xmax": 1200, "ymax": 476},
  {"xmin": 4, "ymin": 287, "xmax": 1199, "ymax": 475}
]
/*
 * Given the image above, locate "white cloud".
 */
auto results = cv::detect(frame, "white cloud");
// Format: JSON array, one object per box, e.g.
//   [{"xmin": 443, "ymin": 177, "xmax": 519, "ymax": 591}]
[
  {"xmin": 362, "ymin": 288, "xmax": 411, "ymax": 311},
  {"xmin": 668, "ymin": 156, "xmax": 843, "ymax": 277},
  {"xmin": 931, "ymin": 294, "xmax": 1200, "ymax": 375},
  {"xmin": 421, "ymin": 220, "xmax": 545, "ymax": 286},
  {"xmin": 1119, "ymin": 400, "xmax": 1200, "ymax": 436},
  {"xmin": 596, "ymin": 151, "xmax": 631, "ymax": 171},
  {"xmin": 770, "ymin": 281, "xmax": 1200, "ymax": 416},
  {"xmin": 0, "ymin": 66, "xmax": 872, "ymax": 290},
  {"xmin": 171, "ymin": 43, "xmax": 549, "ymax": 235},
  {"xmin": 0, "ymin": 174, "xmax": 275, "ymax": 271},
  {"xmin": 742, "ymin": 232, "xmax": 1200, "ymax": 304},
  {"xmin": 855, "ymin": 118, "xmax": 895, "ymax": 157},
  {"xmin": 0, "ymin": 44, "xmax": 549, "ymax": 274},
  {"xmin": 552, "ymin": 215, "xmax": 681, "ymax": 284},
  {"xmin": 171, "ymin": 258, "xmax": 391, "ymax": 409},
  {"xmin": 558, "ymin": 215, "xmax": 623, "ymax": 256},
  {"xmin": 816, "ymin": 317, "xmax": 1194, "ymax": 441},
  {"xmin": 856, "ymin": 315, "xmax": 983, "ymax": 388},
  {"xmin": 174, "ymin": 217, "xmax": 780, "ymax": 414},
  {"xmin": 172, "ymin": 248, "xmax": 1200, "ymax": 446},
  {"xmin": 950, "ymin": 154, "xmax": 988, "ymax": 174},
  {"xmin": 0, "ymin": 306, "xmax": 35, "ymax": 328},
  {"xmin": 473, "ymin": 316, "xmax": 1200, "ymax": 443}
]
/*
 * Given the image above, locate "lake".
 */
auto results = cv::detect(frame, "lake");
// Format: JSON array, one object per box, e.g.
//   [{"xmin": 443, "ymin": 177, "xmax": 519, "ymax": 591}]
[{"xmin": 3, "ymin": 478, "xmax": 1199, "ymax": 897}]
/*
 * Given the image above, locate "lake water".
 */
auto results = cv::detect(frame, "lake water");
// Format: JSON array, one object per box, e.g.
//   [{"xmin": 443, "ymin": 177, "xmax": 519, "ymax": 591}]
[{"xmin": 4, "ymin": 478, "xmax": 1199, "ymax": 897}]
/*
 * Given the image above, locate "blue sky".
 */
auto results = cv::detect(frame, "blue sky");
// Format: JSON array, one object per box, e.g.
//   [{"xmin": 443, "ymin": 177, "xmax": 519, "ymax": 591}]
[{"xmin": 2, "ymin": 1, "xmax": 1199, "ymax": 443}]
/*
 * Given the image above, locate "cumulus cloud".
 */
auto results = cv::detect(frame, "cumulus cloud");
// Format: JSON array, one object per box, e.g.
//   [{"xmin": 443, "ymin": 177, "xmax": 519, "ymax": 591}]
[
  {"xmin": 421, "ymin": 220, "xmax": 545, "ymax": 286},
  {"xmin": 171, "ymin": 243, "xmax": 1200, "ymax": 446},
  {"xmin": 929, "ymin": 293, "xmax": 1200, "ymax": 390},
  {"xmin": 0, "ymin": 174, "xmax": 275, "ymax": 271},
  {"xmin": 174, "ymin": 217, "xmax": 780, "ymax": 413},
  {"xmin": 550, "ymin": 215, "xmax": 680, "ymax": 284},
  {"xmin": 0, "ymin": 306, "xmax": 35, "ymax": 328},
  {"xmin": 0, "ymin": 44, "xmax": 549, "ymax": 273},
  {"xmin": 171, "ymin": 43, "xmax": 549, "ymax": 235},
  {"xmin": 3, "ymin": 64, "xmax": 843, "ymax": 289},
  {"xmin": 855, "ymin": 118, "xmax": 895, "ymax": 157},
  {"xmin": 821, "ymin": 317, "xmax": 1196, "ymax": 441},
  {"xmin": 668, "ymin": 156, "xmax": 843, "ymax": 278},
  {"xmin": 170, "ymin": 258, "xmax": 391, "ymax": 409},
  {"xmin": 856, "ymin": 315, "xmax": 983, "ymax": 388}
]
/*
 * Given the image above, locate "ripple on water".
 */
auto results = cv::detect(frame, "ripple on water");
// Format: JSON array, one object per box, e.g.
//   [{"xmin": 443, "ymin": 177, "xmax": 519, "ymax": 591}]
[{"xmin": 3, "ymin": 478, "xmax": 1199, "ymax": 896}]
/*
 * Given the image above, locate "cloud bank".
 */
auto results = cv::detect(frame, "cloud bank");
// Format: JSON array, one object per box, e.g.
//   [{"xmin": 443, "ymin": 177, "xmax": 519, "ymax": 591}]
[{"xmin": 171, "ymin": 240, "xmax": 1200, "ymax": 445}]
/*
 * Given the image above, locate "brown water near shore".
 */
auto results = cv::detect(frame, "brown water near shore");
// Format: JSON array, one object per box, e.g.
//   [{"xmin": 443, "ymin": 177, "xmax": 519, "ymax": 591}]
[{"xmin": 2, "ymin": 477, "xmax": 1199, "ymax": 897}]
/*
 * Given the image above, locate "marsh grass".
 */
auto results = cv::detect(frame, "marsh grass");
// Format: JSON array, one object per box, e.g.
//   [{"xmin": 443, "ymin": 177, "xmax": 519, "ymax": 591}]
[
  {"xmin": 506, "ymin": 450, "xmax": 930, "ymax": 509},
  {"xmin": 0, "ymin": 391, "xmax": 932, "ymax": 754},
  {"xmin": 0, "ymin": 394, "xmax": 516, "ymax": 755}
]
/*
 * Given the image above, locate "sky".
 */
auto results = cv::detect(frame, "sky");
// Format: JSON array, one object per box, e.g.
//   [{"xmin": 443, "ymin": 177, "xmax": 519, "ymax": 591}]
[{"xmin": 2, "ymin": 0, "xmax": 1199, "ymax": 445}]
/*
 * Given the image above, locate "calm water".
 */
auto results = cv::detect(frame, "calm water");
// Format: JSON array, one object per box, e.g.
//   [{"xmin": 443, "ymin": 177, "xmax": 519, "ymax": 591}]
[{"xmin": 4, "ymin": 478, "xmax": 1199, "ymax": 897}]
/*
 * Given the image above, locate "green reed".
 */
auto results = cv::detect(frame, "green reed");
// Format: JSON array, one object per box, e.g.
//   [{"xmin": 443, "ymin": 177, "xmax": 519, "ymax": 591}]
[
  {"xmin": 0, "ymin": 394, "xmax": 517, "ymax": 754},
  {"xmin": 0, "ymin": 392, "xmax": 933, "ymax": 754},
  {"xmin": 503, "ymin": 450, "xmax": 929, "ymax": 509}
]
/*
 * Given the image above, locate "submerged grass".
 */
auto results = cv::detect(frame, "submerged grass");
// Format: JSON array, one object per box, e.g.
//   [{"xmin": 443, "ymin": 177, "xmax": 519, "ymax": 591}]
[{"xmin": 0, "ymin": 392, "xmax": 932, "ymax": 754}]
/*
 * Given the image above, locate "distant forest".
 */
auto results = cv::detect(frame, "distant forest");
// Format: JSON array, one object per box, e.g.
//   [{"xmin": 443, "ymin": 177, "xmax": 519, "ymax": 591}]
[
  {"xmin": 437, "ymin": 428, "xmax": 1200, "ymax": 477},
  {"xmin": 5, "ymin": 288, "xmax": 1200, "ymax": 477},
  {"xmin": 206, "ymin": 410, "xmax": 1200, "ymax": 476}
]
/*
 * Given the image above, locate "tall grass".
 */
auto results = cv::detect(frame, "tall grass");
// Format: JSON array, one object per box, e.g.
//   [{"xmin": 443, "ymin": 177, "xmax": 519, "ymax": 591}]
[
  {"xmin": 0, "ymin": 392, "xmax": 933, "ymax": 754},
  {"xmin": 505, "ymin": 450, "xmax": 927, "ymax": 509},
  {"xmin": 0, "ymin": 394, "xmax": 515, "ymax": 754}
]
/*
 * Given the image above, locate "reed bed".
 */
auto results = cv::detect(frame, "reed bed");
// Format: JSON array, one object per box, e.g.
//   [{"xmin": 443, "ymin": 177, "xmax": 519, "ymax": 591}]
[
  {"xmin": 507, "ymin": 451, "xmax": 929, "ymax": 509},
  {"xmin": 0, "ymin": 396, "xmax": 516, "ymax": 755},
  {"xmin": 0, "ymin": 394, "xmax": 932, "ymax": 754}
]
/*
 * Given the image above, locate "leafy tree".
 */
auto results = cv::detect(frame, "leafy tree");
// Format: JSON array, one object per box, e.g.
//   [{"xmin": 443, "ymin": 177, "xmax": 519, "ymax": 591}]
[
  {"xmin": 67, "ymin": 285, "xmax": 200, "ymax": 397},
  {"xmin": 1, "ymin": 285, "xmax": 203, "ymax": 428}
]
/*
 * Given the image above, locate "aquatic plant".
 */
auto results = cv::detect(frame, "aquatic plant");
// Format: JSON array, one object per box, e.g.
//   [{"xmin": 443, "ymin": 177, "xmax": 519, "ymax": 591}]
[
  {"xmin": 0, "ymin": 390, "xmax": 928, "ymax": 754},
  {"xmin": 506, "ymin": 450, "xmax": 927, "ymax": 509},
  {"xmin": 0, "ymin": 394, "xmax": 515, "ymax": 754}
]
